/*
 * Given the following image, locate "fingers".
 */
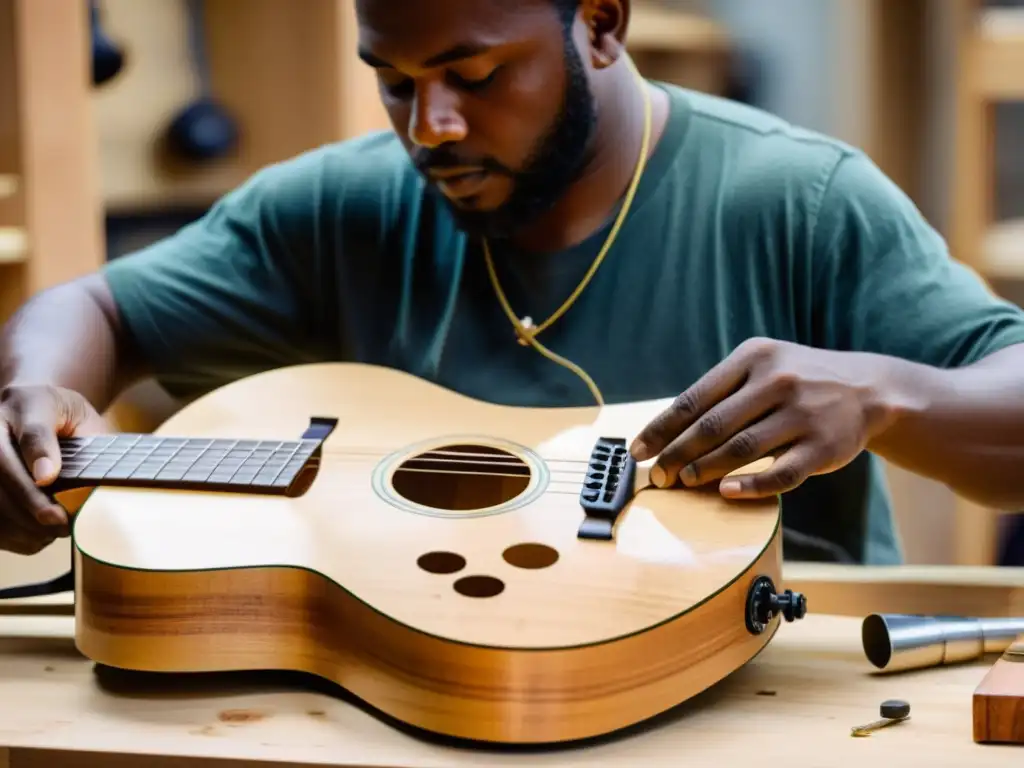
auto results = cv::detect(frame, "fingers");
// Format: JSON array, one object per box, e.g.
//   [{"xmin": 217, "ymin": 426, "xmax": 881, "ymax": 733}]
[
  {"xmin": 0, "ymin": 421, "xmax": 67, "ymax": 527},
  {"xmin": 648, "ymin": 383, "xmax": 784, "ymax": 488},
  {"xmin": 0, "ymin": 384, "xmax": 83, "ymax": 547},
  {"xmin": 0, "ymin": 485, "xmax": 64, "ymax": 556},
  {"xmin": 717, "ymin": 442, "xmax": 818, "ymax": 499},
  {"xmin": 631, "ymin": 356, "xmax": 750, "ymax": 461},
  {"xmin": 673, "ymin": 410, "xmax": 801, "ymax": 488},
  {"xmin": 0, "ymin": 522, "xmax": 57, "ymax": 556}
]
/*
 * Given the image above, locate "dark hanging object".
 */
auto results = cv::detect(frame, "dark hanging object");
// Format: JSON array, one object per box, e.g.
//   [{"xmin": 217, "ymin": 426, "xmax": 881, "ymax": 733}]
[
  {"xmin": 90, "ymin": 0, "xmax": 125, "ymax": 87},
  {"xmin": 164, "ymin": 0, "xmax": 239, "ymax": 162}
]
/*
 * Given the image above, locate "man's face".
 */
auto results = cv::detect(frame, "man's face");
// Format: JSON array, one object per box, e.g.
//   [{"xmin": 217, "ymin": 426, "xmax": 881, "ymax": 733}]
[{"xmin": 355, "ymin": 0, "xmax": 599, "ymax": 240}]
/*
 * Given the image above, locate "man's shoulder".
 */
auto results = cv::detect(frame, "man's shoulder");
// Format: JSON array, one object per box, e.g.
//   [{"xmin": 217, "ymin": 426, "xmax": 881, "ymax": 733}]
[
  {"xmin": 663, "ymin": 85, "xmax": 898, "ymax": 235},
  {"xmin": 678, "ymin": 85, "xmax": 856, "ymax": 167},
  {"xmin": 100, "ymin": 129, "xmax": 428, "ymax": 291}
]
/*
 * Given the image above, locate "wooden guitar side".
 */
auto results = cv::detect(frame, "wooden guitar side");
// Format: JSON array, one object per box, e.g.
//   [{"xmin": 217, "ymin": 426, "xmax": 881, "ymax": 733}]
[{"xmin": 69, "ymin": 363, "xmax": 791, "ymax": 744}]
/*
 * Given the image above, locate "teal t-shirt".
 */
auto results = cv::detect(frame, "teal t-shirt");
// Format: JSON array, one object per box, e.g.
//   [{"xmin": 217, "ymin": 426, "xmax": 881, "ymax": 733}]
[{"xmin": 101, "ymin": 82, "xmax": 1024, "ymax": 565}]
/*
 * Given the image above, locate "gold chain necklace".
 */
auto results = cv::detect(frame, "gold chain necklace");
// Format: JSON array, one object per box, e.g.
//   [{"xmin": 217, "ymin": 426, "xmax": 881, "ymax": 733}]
[{"xmin": 484, "ymin": 58, "xmax": 653, "ymax": 407}]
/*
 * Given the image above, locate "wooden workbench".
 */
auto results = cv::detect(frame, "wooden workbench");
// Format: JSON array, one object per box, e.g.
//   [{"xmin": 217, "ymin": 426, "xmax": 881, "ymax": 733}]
[{"xmin": 1, "ymin": 569, "xmax": 1021, "ymax": 768}]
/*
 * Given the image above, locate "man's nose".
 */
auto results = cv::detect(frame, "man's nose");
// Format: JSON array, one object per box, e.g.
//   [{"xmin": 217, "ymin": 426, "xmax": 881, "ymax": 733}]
[{"xmin": 408, "ymin": 82, "xmax": 468, "ymax": 148}]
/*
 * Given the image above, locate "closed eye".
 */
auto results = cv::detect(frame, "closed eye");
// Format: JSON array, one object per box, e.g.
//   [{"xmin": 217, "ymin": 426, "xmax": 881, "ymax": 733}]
[
  {"xmin": 381, "ymin": 76, "xmax": 414, "ymax": 99},
  {"xmin": 449, "ymin": 66, "xmax": 501, "ymax": 92},
  {"xmin": 378, "ymin": 66, "xmax": 502, "ymax": 100}
]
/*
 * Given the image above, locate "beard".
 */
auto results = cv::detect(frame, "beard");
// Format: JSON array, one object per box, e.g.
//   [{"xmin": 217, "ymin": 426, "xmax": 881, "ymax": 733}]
[{"xmin": 414, "ymin": 31, "xmax": 598, "ymax": 241}]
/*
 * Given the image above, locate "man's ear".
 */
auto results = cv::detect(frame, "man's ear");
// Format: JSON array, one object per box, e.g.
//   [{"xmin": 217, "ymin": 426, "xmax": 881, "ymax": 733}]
[{"xmin": 582, "ymin": 0, "xmax": 630, "ymax": 69}]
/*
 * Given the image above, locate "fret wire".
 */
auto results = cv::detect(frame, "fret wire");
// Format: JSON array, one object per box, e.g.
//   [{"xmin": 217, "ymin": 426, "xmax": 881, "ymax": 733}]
[{"xmin": 58, "ymin": 435, "xmax": 322, "ymax": 492}]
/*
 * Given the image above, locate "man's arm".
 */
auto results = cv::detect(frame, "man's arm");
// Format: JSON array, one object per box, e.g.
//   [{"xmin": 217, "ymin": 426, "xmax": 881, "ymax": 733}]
[
  {"xmin": 631, "ymin": 148, "xmax": 1024, "ymax": 511},
  {"xmin": 0, "ymin": 274, "xmax": 148, "ymax": 412},
  {"xmin": 0, "ymin": 273, "xmax": 150, "ymax": 543},
  {"xmin": 811, "ymin": 151, "xmax": 1024, "ymax": 509},
  {"xmin": 3, "ymin": 145, "xmax": 327, "ymax": 413},
  {"xmin": 868, "ymin": 342, "xmax": 1024, "ymax": 510}
]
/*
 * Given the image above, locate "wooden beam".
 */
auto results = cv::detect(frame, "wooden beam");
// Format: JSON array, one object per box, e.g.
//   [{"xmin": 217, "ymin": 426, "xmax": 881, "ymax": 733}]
[
  {"xmin": 11, "ymin": 0, "xmax": 104, "ymax": 293},
  {"xmin": 860, "ymin": 0, "xmax": 929, "ymax": 202},
  {"xmin": 782, "ymin": 562, "xmax": 1024, "ymax": 618}
]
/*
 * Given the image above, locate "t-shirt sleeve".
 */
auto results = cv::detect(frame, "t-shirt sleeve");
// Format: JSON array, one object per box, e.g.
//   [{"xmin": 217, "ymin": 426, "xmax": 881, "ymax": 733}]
[
  {"xmin": 809, "ymin": 151, "xmax": 1024, "ymax": 367},
  {"xmin": 101, "ymin": 155, "xmax": 330, "ymax": 401}
]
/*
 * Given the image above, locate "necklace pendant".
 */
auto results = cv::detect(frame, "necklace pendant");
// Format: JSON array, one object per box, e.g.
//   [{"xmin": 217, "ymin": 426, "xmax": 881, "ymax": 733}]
[{"xmin": 517, "ymin": 316, "xmax": 535, "ymax": 346}]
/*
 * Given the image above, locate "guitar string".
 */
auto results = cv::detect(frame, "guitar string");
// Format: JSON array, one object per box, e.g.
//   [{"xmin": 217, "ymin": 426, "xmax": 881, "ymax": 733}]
[
  {"xmin": 59, "ymin": 445, "xmax": 646, "ymax": 486},
  {"xmin": 57, "ymin": 451, "xmax": 765, "ymax": 499},
  {"xmin": 316, "ymin": 447, "xmax": 590, "ymax": 461},
  {"xmin": 60, "ymin": 442, "xmax": 599, "ymax": 467},
  {"xmin": 61, "ymin": 447, "xmax": 595, "ymax": 469},
  {"xmin": 302, "ymin": 457, "xmax": 609, "ymax": 496},
  {"xmin": 59, "ymin": 447, "xmax": 598, "ymax": 480},
  {"xmin": 312, "ymin": 453, "xmax": 595, "ymax": 480}
]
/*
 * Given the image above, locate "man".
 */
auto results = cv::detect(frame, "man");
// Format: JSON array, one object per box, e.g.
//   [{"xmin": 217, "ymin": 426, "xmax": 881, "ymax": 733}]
[{"xmin": 2, "ymin": 0, "xmax": 1024, "ymax": 565}]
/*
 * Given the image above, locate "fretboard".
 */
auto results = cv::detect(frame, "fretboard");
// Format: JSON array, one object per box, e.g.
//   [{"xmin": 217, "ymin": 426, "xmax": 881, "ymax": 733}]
[{"xmin": 57, "ymin": 434, "xmax": 320, "ymax": 494}]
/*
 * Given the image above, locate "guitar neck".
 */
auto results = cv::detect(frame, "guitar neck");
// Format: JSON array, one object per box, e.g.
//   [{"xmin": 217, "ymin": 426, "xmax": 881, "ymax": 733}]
[{"xmin": 55, "ymin": 433, "xmax": 321, "ymax": 495}]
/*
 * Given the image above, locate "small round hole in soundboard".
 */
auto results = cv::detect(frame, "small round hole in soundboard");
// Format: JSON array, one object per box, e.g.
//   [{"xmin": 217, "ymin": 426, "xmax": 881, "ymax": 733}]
[
  {"xmin": 453, "ymin": 575, "xmax": 505, "ymax": 599},
  {"xmin": 416, "ymin": 551, "xmax": 467, "ymax": 575},
  {"xmin": 502, "ymin": 543, "xmax": 559, "ymax": 570}
]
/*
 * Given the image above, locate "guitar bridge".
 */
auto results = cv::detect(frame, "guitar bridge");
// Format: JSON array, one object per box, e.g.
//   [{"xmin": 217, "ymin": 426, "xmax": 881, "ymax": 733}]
[{"xmin": 577, "ymin": 437, "xmax": 636, "ymax": 541}]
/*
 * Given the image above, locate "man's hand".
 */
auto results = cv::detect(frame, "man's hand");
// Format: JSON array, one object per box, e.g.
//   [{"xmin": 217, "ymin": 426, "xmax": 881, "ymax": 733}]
[
  {"xmin": 629, "ymin": 338, "xmax": 900, "ymax": 499},
  {"xmin": 0, "ymin": 383, "xmax": 105, "ymax": 555}
]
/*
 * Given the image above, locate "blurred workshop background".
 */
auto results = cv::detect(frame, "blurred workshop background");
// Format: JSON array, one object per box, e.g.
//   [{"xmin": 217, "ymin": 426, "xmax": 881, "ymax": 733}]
[{"xmin": 0, "ymin": 0, "xmax": 1022, "ymax": 591}]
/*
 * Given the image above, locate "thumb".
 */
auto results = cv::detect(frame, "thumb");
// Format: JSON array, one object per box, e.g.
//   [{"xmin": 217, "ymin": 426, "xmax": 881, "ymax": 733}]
[
  {"xmin": 18, "ymin": 422, "xmax": 62, "ymax": 486},
  {"xmin": 10, "ymin": 395, "xmax": 65, "ymax": 486}
]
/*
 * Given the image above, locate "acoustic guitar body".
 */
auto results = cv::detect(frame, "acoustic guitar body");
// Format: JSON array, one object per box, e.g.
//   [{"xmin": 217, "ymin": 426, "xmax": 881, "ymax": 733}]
[{"xmin": 65, "ymin": 362, "xmax": 798, "ymax": 744}]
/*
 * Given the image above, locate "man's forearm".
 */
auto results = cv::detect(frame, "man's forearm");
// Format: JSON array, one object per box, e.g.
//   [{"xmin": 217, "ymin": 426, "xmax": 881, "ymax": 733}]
[
  {"xmin": 0, "ymin": 274, "xmax": 144, "ymax": 412},
  {"xmin": 869, "ymin": 343, "xmax": 1024, "ymax": 509}
]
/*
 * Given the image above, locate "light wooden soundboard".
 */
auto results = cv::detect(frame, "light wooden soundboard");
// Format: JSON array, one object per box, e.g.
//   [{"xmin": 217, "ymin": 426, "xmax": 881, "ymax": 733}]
[{"xmin": 0, "ymin": 563, "xmax": 1022, "ymax": 767}]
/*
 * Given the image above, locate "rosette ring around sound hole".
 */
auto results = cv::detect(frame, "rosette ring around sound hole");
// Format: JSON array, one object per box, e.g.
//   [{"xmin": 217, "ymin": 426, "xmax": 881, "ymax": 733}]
[{"xmin": 372, "ymin": 436, "xmax": 549, "ymax": 518}]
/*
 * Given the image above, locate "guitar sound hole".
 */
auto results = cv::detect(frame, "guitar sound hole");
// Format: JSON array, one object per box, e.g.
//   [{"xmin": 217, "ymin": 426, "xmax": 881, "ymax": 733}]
[{"xmin": 389, "ymin": 443, "xmax": 531, "ymax": 512}]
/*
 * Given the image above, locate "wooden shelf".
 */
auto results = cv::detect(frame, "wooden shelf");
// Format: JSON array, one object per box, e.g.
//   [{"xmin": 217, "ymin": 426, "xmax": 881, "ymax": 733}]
[
  {"xmin": 973, "ymin": 9, "xmax": 1024, "ymax": 99},
  {"xmin": 96, "ymin": 0, "xmax": 390, "ymax": 214},
  {"xmin": 0, "ymin": 0, "xmax": 103, "ymax": 323},
  {"xmin": 978, "ymin": 7, "xmax": 1024, "ymax": 36},
  {"xmin": 961, "ymin": 7, "xmax": 1024, "ymax": 282},
  {"xmin": 95, "ymin": 0, "xmax": 731, "ymax": 214}
]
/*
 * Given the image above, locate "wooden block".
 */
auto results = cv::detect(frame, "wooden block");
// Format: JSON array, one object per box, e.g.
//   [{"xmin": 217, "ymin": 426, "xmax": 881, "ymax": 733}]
[{"xmin": 973, "ymin": 634, "xmax": 1024, "ymax": 744}]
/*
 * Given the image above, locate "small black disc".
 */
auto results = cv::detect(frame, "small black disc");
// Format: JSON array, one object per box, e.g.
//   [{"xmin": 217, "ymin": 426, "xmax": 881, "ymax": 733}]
[{"xmin": 880, "ymin": 699, "xmax": 910, "ymax": 719}]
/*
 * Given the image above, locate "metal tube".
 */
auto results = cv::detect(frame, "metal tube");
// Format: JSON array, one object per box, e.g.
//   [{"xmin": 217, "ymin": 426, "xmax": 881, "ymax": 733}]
[{"xmin": 861, "ymin": 614, "xmax": 1024, "ymax": 673}]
